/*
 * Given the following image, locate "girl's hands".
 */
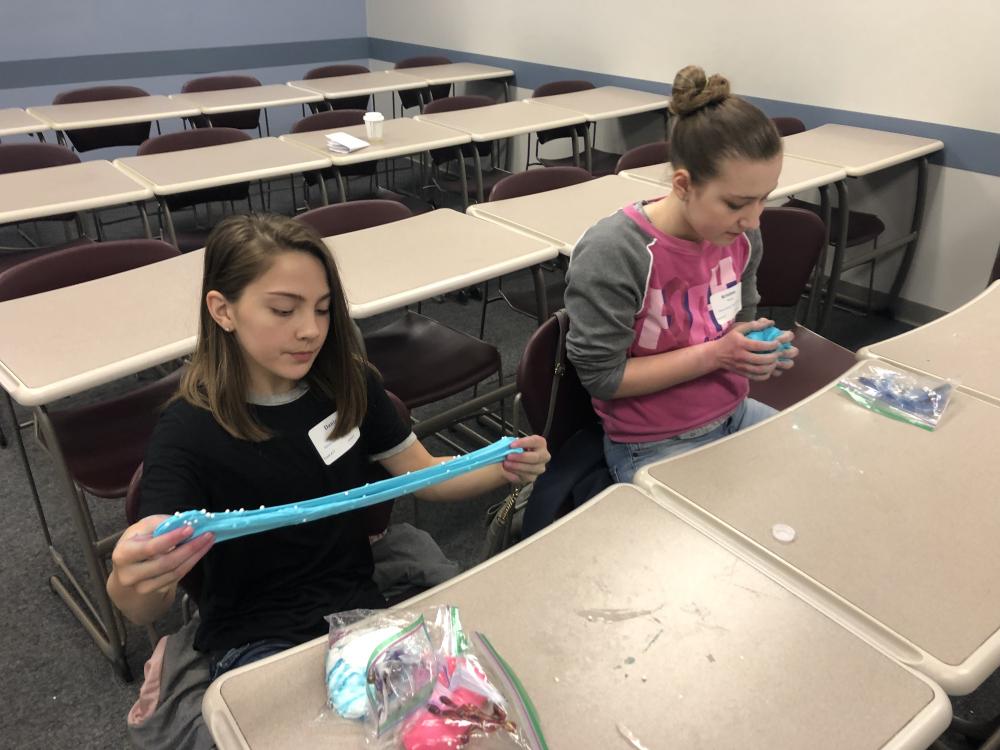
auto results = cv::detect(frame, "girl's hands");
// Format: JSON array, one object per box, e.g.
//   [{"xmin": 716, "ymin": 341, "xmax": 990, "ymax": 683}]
[
  {"xmin": 712, "ymin": 318, "xmax": 798, "ymax": 381},
  {"xmin": 109, "ymin": 515, "xmax": 214, "ymax": 597},
  {"xmin": 501, "ymin": 435, "xmax": 550, "ymax": 485}
]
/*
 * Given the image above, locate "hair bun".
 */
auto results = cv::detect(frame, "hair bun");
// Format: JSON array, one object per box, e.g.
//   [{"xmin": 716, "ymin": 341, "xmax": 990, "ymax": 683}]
[{"xmin": 670, "ymin": 65, "xmax": 731, "ymax": 117}]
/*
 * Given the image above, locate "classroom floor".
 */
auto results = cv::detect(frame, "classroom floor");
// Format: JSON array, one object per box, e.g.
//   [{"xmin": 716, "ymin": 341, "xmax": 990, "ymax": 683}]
[{"xmin": 0, "ymin": 170, "xmax": 994, "ymax": 749}]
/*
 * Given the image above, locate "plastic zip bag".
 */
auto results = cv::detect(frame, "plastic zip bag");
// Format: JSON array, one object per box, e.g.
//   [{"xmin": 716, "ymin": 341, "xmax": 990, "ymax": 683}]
[{"xmin": 837, "ymin": 362, "xmax": 955, "ymax": 430}]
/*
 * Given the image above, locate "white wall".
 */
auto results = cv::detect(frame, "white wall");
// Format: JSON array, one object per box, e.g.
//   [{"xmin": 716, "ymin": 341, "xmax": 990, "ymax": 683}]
[{"xmin": 367, "ymin": 0, "xmax": 1000, "ymax": 315}]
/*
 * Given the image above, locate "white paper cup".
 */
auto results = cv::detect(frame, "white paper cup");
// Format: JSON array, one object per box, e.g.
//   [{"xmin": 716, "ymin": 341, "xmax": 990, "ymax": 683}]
[{"xmin": 363, "ymin": 112, "xmax": 384, "ymax": 142}]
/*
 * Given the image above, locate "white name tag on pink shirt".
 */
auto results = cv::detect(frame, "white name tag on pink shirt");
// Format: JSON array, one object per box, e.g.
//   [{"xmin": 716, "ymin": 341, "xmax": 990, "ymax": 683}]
[
  {"xmin": 308, "ymin": 411, "xmax": 360, "ymax": 465},
  {"xmin": 709, "ymin": 282, "xmax": 741, "ymax": 328}
]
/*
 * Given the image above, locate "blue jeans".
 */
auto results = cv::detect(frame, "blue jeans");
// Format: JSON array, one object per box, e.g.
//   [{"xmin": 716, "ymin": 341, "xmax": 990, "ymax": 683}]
[
  {"xmin": 604, "ymin": 398, "xmax": 777, "ymax": 484},
  {"xmin": 210, "ymin": 638, "xmax": 296, "ymax": 680}
]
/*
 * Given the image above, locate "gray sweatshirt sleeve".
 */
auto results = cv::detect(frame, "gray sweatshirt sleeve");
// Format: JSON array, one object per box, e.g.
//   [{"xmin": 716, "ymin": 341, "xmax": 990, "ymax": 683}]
[
  {"xmin": 735, "ymin": 227, "xmax": 763, "ymax": 323},
  {"xmin": 564, "ymin": 212, "xmax": 653, "ymax": 401}
]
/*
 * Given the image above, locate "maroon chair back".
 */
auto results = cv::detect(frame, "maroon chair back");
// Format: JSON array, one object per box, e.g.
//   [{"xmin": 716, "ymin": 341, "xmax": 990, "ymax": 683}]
[
  {"xmin": 532, "ymin": 81, "xmax": 594, "ymax": 147},
  {"xmin": 297, "ymin": 199, "xmax": 412, "ymax": 237},
  {"xmin": 516, "ymin": 310, "xmax": 598, "ymax": 455},
  {"xmin": 489, "ymin": 166, "xmax": 591, "ymax": 202},
  {"xmin": 757, "ymin": 207, "xmax": 827, "ymax": 308},
  {"xmin": 0, "ymin": 142, "xmax": 80, "ymax": 174},
  {"xmin": 0, "ymin": 239, "xmax": 180, "ymax": 303},
  {"xmin": 395, "ymin": 55, "xmax": 452, "ymax": 109},
  {"xmin": 290, "ymin": 109, "xmax": 366, "ymax": 134},
  {"xmin": 772, "ymin": 117, "xmax": 806, "ymax": 137},
  {"xmin": 138, "ymin": 127, "xmax": 252, "ymax": 210},
  {"xmin": 305, "ymin": 64, "xmax": 371, "ymax": 110},
  {"xmin": 51, "ymin": 85, "xmax": 151, "ymax": 152},
  {"xmin": 615, "ymin": 141, "xmax": 670, "ymax": 173},
  {"xmin": 991, "ymin": 242, "xmax": 1000, "ymax": 286},
  {"xmin": 423, "ymin": 95, "xmax": 495, "ymax": 163},
  {"xmin": 182, "ymin": 75, "xmax": 261, "ymax": 130}
]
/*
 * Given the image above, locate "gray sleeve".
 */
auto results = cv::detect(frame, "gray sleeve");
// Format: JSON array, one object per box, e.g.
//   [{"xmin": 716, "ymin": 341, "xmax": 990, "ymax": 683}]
[
  {"xmin": 735, "ymin": 227, "xmax": 763, "ymax": 323},
  {"xmin": 564, "ymin": 212, "xmax": 652, "ymax": 401}
]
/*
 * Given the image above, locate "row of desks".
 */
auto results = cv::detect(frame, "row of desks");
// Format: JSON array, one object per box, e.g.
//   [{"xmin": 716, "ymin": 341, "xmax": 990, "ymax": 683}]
[{"xmin": 202, "ymin": 284, "xmax": 1000, "ymax": 748}]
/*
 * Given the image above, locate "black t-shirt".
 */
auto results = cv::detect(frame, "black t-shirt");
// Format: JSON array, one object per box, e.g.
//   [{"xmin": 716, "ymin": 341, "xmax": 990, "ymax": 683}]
[{"xmin": 139, "ymin": 371, "xmax": 413, "ymax": 653}]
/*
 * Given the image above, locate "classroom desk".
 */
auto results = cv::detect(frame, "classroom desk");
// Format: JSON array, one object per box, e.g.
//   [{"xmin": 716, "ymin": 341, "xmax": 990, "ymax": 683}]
[
  {"xmin": 323, "ymin": 208, "xmax": 557, "ymax": 319},
  {"xmin": 287, "ymin": 70, "xmax": 427, "ymax": 104},
  {"xmin": 279, "ymin": 118, "xmax": 471, "ymax": 202},
  {"xmin": 391, "ymin": 61, "xmax": 515, "ymax": 101},
  {"xmin": 635, "ymin": 362, "xmax": 1000, "ymax": 695},
  {"xmin": 167, "ymin": 84, "xmax": 323, "ymax": 135},
  {"xmin": 782, "ymin": 124, "xmax": 944, "ymax": 329},
  {"xmin": 0, "ymin": 160, "xmax": 153, "ymax": 235},
  {"xmin": 202, "ymin": 484, "xmax": 950, "ymax": 750},
  {"xmin": 115, "ymin": 137, "xmax": 332, "ymax": 247},
  {"xmin": 0, "ymin": 108, "xmax": 47, "ymax": 138},
  {"xmin": 527, "ymin": 85, "xmax": 671, "ymax": 171},
  {"xmin": 26, "ymin": 95, "xmax": 200, "ymax": 145},
  {"xmin": 621, "ymin": 155, "xmax": 847, "ymax": 324},
  {"xmin": 466, "ymin": 174, "xmax": 665, "ymax": 254},
  {"xmin": 858, "ymin": 281, "xmax": 1000, "ymax": 406},
  {"xmin": 415, "ymin": 100, "xmax": 588, "ymax": 201}
]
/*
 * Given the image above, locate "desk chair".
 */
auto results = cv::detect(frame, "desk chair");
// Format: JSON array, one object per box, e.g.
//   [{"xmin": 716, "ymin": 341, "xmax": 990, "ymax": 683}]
[
  {"xmin": 990, "ymin": 241, "xmax": 1000, "ymax": 285},
  {"xmin": 394, "ymin": 56, "xmax": 452, "ymax": 113},
  {"xmin": 773, "ymin": 117, "xmax": 887, "ymax": 314},
  {"xmin": 0, "ymin": 142, "xmax": 90, "ymax": 260},
  {"xmin": 614, "ymin": 141, "xmax": 670, "ymax": 173},
  {"xmin": 51, "ymin": 85, "xmax": 152, "ymax": 152},
  {"xmin": 757, "ymin": 206, "xmax": 827, "ymax": 314},
  {"xmin": 422, "ymin": 95, "xmax": 504, "ymax": 208},
  {"xmin": 303, "ymin": 64, "xmax": 371, "ymax": 113},
  {"xmin": 137, "ymin": 127, "xmax": 254, "ymax": 252},
  {"xmin": 296, "ymin": 201, "xmax": 503, "ymax": 447},
  {"xmin": 0, "ymin": 238, "xmax": 183, "ymax": 681},
  {"xmin": 528, "ymin": 81, "xmax": 620, "ymax": 176},
  {"xmin": 290, "ymin": 109, "xmax": 383, "ymax": 205},
  {"xmin": 182, "ymin": 75, "xmax": 263, "ymax": 134},
  {"xmin": 477, "ymin": 166, "xmax": 593, "ymax": 337}
]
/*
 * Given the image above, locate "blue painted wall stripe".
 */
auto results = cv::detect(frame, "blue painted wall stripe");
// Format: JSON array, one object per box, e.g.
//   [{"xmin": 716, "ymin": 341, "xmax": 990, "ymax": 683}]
[
  {"xmin": 370, "ymin": 37, "xmax": 999, "ymax": 179},
  {"xmin": 0, "ymin": 38, "xmax": 370, "ymax": 90}
]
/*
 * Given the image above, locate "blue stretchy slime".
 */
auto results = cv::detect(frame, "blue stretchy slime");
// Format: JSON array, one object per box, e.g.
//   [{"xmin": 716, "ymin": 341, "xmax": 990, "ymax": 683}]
[
  {"xmin": 745, "ymin": 326, "xmax": 792, "ymax": 353},
  {"xmin": 153, "ymin": 436, "xmax": 522, "ymax": 545}
]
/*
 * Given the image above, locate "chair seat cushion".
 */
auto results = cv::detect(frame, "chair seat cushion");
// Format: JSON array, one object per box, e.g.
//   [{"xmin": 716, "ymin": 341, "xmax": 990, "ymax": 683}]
[
  {"xmin": 46, "ymin": 371, "xmax": 182, "ymax": 498},
  {"xmin": 784, "ymin": 198, "xmax": 886, "ymax": 247},
  {"xmin": 364, "ymin": 312, "xmax": 500, "ymax": 408}
]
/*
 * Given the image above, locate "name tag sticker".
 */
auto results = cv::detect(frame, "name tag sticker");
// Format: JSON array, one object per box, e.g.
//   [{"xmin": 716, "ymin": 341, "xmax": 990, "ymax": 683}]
[
  {"xmin": 710, "ymin": 282, "xmax": 741, "ymax": 328},
  {"xmin": 308, "ymin": 411, "xmax": 360, "ymax": 466}
]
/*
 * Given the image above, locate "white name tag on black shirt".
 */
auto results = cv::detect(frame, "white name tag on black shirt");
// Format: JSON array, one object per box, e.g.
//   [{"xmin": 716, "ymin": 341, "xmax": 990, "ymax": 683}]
[{"xmin": 308, "ymin": 411, "xmax": 360, "ymax": 465}]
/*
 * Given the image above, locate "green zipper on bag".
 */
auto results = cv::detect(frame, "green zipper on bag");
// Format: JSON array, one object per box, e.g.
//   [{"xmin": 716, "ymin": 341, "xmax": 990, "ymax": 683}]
[
  {"xmin": 365, "ymin": 614, "xmax": 435, "ymax": 736},
  {"xmin": 474, "ymin": 632, "xmax": 549, "ymax": 750}
]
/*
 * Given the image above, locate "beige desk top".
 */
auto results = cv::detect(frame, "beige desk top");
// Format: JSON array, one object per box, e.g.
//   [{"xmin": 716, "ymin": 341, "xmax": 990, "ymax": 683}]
[
  {"xmin": 167, "ymin": 84, "xmax": 321, "ymax": 114},
  {"xmin": 636, "ymin": 361, "xmax": 1000, "ymax": 695},
  {"xmin": 26, "ymin": 94, "xmax": 200, "ymax": 130},
  {"xmin": 114, "ymin": 137, "xmax": 331, "ymax": 196},
  {"xmin": 202, "ymin": 484, "xmax": 949, "ymax": 750},
  {"xmin": 325, "ymin": 208, "xmax": 557, "ymax": 317},
  {"xmin": 287, "ymin": 70, "xmax": 426, "ymax": 100},
  {"xmin": 782, "ymin": 124, "xmax": 944, "ymax": 177},
  {"xmin": 466, "ymin": 174, "xmax": 665, "ymax": 254},
  {"xmin": 621, "ymin": 154, "xmax": 847, "ymax": 200},
  {"xmin": 0, "ymin": 160, "xmax": 153, "ymax": 225},
  {"xmin": 415, "ymin": 99, "xmax": 586, "ymax": 141},
  {"xmin": 527, "ymin": 85, "xmax": 670, "ymax": 121},
  {"xmin": 0, "ymin": 250, "xmax": 201, "ymax": 407},
  {"xmin": 392, "ymin": 61, "xmax": 514, "ymax": 85},
  {"xmin": 0, "ymin": 108, "xmax": 47, "ymax": 136},
  {"xmin": 858, "ymin": 281, "xmax": 1000, "ymax": 406},
  {"xmin": 279, "ymin": 117, "xmax": 470, "ymax": 166}
]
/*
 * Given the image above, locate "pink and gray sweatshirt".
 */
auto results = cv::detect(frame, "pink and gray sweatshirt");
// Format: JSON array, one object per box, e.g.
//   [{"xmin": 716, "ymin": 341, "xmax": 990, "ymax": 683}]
[{"xmin": 564, "ymin": 200, "xmax": 763, "ymax": 444}]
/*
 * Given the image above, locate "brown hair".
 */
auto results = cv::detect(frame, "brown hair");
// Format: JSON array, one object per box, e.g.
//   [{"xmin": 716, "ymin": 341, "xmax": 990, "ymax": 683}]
[
  {"xmin": 178, "ymin": 213, "xmax": 368, "ymax": 442},
  {"xmin": 669, "ymin": 65, "xmax": 781, "ymax": 184}
]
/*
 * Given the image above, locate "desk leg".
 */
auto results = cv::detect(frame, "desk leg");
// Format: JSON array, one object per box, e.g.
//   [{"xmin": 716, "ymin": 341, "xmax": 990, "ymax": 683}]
[
  {"xmin": 137, "ymin": 201, "xmax": 152, "ymax": 240},
  {"xmin": 4, "ymin": 392, "xmax": 51, "ymax": 548},
  {"xmin": 804, "ymin": 185, "xmax": 832, "ymax": 328},
  {"xmin": 819, "ymin": 180, "xmax": 850, "ymax": 332},
  {"xmin": 471, "ymin": 148, "xmax": 485, "ymax": 205},
  {"xmin": 530, "ymin": 264, "xmax": 549, "ymax": 326},
  {"xmin": 503, "ymin": 78, "xmax": 511, "ymax": 102},
  {"xmin": 159, "ymin": 198, "xmax": 179, "ymax": 248},
  {"xmin": 316, "ymin": 171, "xmax": 331, "ymax": 205},
  {"xmin": 456, "ymin": 148, "xmax": 470, "ymax": 209},
  {"xmin": 887, "ymin": 156, "xmax": 929, "ymax": 313}
]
